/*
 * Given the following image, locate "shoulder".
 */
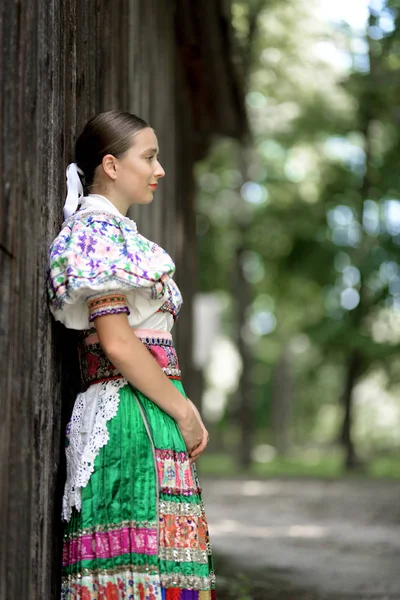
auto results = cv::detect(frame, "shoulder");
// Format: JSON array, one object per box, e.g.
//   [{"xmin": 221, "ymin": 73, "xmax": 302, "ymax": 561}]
[
  {"xmin": 52, "ymin": 209, "xmax": 136, "ymax": 242},
  {"xmin": 47, "ymin": 209, "xmax": 177, "ymax": 313},
  {"xmin": 49, "ymin": 210, "xmax": 140, "ymax": 263}
]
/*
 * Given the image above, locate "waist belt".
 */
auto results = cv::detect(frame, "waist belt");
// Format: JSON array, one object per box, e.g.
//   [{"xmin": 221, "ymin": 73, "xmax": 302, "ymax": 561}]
[{"xmin": 78, "ymin": 327, "xmax": 181, "ymax": 389}]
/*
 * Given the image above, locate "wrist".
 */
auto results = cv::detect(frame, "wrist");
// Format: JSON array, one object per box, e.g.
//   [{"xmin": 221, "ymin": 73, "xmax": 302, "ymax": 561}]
[
  {"xmin": 187, "ymin": 399, "xmax": 202, "ymax": 422},
  {"xmin": 175, "ymin": 399, "xmax": 191, "ymax": 424}
]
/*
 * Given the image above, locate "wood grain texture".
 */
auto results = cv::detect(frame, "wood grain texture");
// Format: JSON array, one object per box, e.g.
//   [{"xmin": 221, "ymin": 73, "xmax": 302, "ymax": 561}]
[{"xmin": 0, "ymin": 1, "xmax": 246, "ymax": 597}]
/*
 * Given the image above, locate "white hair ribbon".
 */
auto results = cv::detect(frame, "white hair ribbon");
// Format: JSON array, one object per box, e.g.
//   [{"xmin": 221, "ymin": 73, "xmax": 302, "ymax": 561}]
[{"xmin": 63, "ymin": 163, "xmax": 84, "ymax": 220}]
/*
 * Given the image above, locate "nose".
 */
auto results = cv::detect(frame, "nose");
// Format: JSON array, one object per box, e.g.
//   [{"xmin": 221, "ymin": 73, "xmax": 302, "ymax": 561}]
[{"xmin": 155, "ymin": 160, "xmax": 165, "ymax": 179}]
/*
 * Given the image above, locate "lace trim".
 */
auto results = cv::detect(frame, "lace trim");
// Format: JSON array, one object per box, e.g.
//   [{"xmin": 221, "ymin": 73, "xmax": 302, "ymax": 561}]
[{"xmin": 62, "ymin": 378, "xmax": 128, "ymax": 522}]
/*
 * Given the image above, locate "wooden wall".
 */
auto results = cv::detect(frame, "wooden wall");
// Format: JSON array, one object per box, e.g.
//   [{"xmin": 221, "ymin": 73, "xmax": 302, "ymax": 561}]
[{"xmin": 0, "ymin": 1, "xmax": 245, "ymax": 597}]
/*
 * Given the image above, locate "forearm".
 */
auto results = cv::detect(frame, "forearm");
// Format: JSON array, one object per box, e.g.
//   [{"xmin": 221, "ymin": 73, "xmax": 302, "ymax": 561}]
[{"xmin": 95, "ymin": 314, "xmax": 190, "ymax": 422}]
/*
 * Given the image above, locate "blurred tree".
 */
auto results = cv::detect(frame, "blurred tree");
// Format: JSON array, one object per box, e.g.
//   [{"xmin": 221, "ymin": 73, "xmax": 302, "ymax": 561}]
[{"xmin": 196, "ymin": 0, "xmax": 400, "ymax": 470}]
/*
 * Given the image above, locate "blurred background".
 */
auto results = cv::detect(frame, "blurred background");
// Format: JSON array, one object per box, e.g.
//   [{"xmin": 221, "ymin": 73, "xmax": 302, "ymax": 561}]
[
  {"xmin": 194, "ymin": 0, "xmax": 400, "ymax": 482},
  {"xmin": 2, "ymin": 0, "xmax": 400, "ymax": 598}
]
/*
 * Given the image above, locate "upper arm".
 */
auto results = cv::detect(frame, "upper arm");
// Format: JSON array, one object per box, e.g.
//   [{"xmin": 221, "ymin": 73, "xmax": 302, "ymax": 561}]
[
  {"xmin": 87, "ymin": 292, "xmax": 133, "ymax": 355},
  {"xmin": 93, "ymin": 312, "xmax": 134, "ymax": 357}
]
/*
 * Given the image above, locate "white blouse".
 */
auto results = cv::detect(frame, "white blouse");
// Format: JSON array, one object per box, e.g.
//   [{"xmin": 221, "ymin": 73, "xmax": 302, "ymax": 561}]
[
  {"xmin": 47, "ymin": 193, "xmax": 183, "ymax": 521},
  {"xmin": 49, "ymin": 194, "xmax": 176, "ymax": 332}
]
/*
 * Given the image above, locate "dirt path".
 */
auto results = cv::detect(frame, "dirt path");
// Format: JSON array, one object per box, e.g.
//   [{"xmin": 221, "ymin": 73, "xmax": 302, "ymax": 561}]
[{"xmin": 202, "ymin": 477, "xmax": 400, "ymax": 599}]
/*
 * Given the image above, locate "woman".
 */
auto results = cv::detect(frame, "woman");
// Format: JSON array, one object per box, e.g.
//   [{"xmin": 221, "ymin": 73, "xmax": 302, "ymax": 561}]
[{"xmin": 47, "ymin": 110, "xmax": 216, "ymax": 600}]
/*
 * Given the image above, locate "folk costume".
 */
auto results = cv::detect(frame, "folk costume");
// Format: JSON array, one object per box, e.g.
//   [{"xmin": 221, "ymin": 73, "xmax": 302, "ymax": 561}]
[{"xmin": 47, "ymin": 164, "xmax": 216, "ymax": 600}]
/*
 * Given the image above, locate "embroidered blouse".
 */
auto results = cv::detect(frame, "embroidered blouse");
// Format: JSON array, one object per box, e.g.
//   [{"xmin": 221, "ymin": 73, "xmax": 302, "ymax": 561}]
[
  {"xmin": 47, "ymin": 194, "xmax": 183, "ymax": 521},
  {"xmin": 47, "ymin": 193, "xmax": 183, "ymax": 332}
]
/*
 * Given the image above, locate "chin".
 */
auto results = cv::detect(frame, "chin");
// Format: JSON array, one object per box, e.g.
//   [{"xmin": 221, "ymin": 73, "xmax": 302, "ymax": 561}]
[{"xmin": 130, "ymin": 194, "xmax": 154, "ymax": 205}]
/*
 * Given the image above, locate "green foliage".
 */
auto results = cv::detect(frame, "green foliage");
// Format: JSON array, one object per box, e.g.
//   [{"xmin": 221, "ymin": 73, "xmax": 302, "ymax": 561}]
[{"xmin": 196, "ymin": 0, "xmax": 400, "ymax": 457}]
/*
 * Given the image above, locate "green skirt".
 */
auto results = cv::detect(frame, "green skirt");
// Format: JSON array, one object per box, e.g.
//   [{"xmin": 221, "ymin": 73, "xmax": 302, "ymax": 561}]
[{"xmin": 61, "ymin": 333, "xmax": 216, "ymax": 600}]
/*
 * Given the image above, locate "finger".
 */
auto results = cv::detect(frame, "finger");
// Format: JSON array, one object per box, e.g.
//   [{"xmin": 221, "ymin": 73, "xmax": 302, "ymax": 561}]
[
  {"xmin": 190, "ymin": 438, "xmax": 208, "ymax": 461},
  {"xmin": 189, "ymin": 446, "xmax": 205, "ymax": 464},
  {"xmin": 190, "ymin": 446, "xmax": 206, "ymax": 464},
  {"xmin": 188, "ymin": 441, "xmax": 201, "ymax": 455}
]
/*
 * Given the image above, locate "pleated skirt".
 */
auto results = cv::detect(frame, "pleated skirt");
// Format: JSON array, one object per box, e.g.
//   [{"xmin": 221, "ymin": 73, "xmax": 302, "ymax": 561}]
[{"xmin": 61, "ymin": 369, "xmax": 216, "ymax": 599}]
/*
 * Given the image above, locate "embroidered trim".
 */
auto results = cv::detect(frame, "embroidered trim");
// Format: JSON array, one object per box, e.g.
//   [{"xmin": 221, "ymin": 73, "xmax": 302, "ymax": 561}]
[
  {"xmin": 79, "ymin": 335, "xmax": 179, "ymax": 388},
  {"xmin": 163, "ymin": 368, "xmax": 182, "ymax": 379},
  {"xmin": 142, "ymin": 336, "xmax": 174, "ymax": 346},
  {"xmin": 131, "ymin": 388, "xmax": 161, "ymax": 550},
  {"xmin": 85, "ymin": 369, "xmax": 180, "ymax": 388},
  {"xmin": 159, "ymin": 500, "xmax": 205, "ymax": 517},
  {"xmin": 78, "ymin": 341, "xmax": 122, "ymax": 388},
  {"xmin": 87, "ymin": 292, "xmax": 130, "ymax": 322},
  {"xmin": 63, "ymin": 526, "xmax": 158, "ymax": 566},
  {"xmin": 61, "ymin": 575, "xmax": 162, "ymax": 600},
  {"xmin": 160, "ymin": 486, "xmax": 202, "ymax": 496},
  {"xmin": 87, "ymin": 375, "xmax": 125, "ymax": 387},
  {"xmin": 61, "ymin": 563, "xmax": 159, "ymax": 580},
  {"xmin": 156, "ymin": 449, "xmax": 188, "ymax": 462},
  {"xmin": 159, "ymin": 513, "xmax": 210, "ymax": 556},
  {"xmin": 62, "ymin": 378, "xmax": 128, "ymax": 522},
  {"xmin": 158, "ymin": 547, "xmax": 209, "ymax": 564},
  {"xmin": 63, "ymin": 519, "xmax": 157, "ymax": 540},
  {"xmin": 158, "ymin": 278, "xmax": 183, "ymax": 322},
  {"xmin": 160, "ymin": 572, "xmax": 216, "ymax": 590},
  {"xmin": 150, "ymin": 273, "xmax": 170, "ymax": 300}
]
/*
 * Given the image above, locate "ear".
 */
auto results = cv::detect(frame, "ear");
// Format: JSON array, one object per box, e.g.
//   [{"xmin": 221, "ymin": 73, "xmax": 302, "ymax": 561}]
[{"xmin": 101, "ymin": 154, "xmax": 117, "ymax": 181}]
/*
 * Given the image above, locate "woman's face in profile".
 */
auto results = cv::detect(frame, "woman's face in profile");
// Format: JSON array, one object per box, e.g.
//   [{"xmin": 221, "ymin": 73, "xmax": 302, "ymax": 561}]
[{"xmin": 115, "ymin": 127, "xmax": 165, "ymax": 205}]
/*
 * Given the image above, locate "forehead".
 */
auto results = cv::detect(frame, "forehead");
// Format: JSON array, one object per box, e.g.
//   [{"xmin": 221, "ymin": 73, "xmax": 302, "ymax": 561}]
[{"xmin": 131, "ymin": 127, "xmax": 159, "ymax": 152}]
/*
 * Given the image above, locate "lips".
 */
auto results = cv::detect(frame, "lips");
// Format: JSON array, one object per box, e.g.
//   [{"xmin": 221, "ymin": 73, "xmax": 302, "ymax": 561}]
[{"xmin": 149, "ymin": 184, "xmax": 157, "ymax": 190}]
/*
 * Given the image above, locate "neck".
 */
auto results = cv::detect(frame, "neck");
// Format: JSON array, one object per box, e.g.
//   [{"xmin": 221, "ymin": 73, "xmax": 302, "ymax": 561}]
[{"xmin": 89, "ymin": 186, "xmax": 130, "ymax": 216}]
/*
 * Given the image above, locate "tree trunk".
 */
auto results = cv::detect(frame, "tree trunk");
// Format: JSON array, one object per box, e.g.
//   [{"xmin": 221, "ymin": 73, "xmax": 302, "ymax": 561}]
[
  {"xmin": 340, "ymin": 351, "xmax": 362, "ymax": 470},
  {"xmin": 271, "ymin": 347, "xmax": 292, "ymax": 456},
  {"xmin": 235, "ymin": 243, "xmax": 254, "ymax": 468},
  {"xmin": 338, "ymin": 9, "xmax": 377, "ymax": 473}
]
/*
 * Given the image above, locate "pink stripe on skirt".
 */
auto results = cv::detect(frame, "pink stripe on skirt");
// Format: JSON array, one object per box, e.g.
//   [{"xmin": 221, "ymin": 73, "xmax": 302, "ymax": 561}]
[{"xmin": 62, "ymin": 526, "xmax": 158, "ymax": 566}]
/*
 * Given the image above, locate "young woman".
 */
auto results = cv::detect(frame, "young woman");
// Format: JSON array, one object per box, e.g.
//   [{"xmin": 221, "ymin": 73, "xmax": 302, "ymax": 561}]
[{"xmin": 47, "ymin": 110, "xmax": 216, "ymax": 600}]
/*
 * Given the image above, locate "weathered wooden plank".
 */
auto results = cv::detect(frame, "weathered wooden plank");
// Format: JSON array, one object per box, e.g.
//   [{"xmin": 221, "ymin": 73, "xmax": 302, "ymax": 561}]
[{"xmin": 0, "ymin": 1, "xmax": 246, "ymax": 598}]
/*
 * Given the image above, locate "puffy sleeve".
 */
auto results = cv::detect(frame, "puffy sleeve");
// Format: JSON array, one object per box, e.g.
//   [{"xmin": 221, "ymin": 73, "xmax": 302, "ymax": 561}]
[{"xmin": 47, "ymin": 213, "xmax": 176, "ymax": 329}]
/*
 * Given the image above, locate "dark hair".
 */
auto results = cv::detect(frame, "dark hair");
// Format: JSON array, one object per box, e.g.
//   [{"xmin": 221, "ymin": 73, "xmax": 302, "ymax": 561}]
[{"xmin": 75, "ymin": 110, "xmax": 149, "ymax": 194}]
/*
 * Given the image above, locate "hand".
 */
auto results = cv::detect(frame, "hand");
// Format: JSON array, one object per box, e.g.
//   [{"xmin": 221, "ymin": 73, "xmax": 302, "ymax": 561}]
[
  {"xmin": 186, "ymin": 400, "xmax": 209, "ymax": 464},
  {"xmin": 177, "ymin": 401, "xmax": 203, "ymax": 454}
]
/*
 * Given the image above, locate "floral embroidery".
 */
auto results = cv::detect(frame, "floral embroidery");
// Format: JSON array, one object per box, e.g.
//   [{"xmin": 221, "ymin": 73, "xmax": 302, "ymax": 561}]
[
  {"xmin": 159, "ymin": 513, "xmax": 209, "ymax": 551},
  {"xmin": 79, "ymin": 337, "xmax": 181, "ymax": 389},
  {"xmin": 105, "ymin": 581, "xmax": 119, "ymax": 600},
  {"xmin": 157, "ymin": 279, "xmax": 183, "ymax": 322},
  {"xmin": 61, "ymin": 568, "xmax": 215, "ymax": 598},
  {"xmin": 86, "ymin": 353, "xmax": 100, "ymax": 379},
  {"xmin": 47, "ymin": 212, "xmax": 183, "ymax": 325},
  {"xmin": 62, "ymin": 525, "xmax": 158, "ymax": 566},
  {"xmin": 141, "ymin": 340, "xmax": 179, "ymax": 373},
  {"xmin": 138, "ymin": 582, "xmax": 145, "ymax": 600},
  {"xmin": 79, "ymin": 343, "xmax": 123, "ymax": 388},
  {"xmin": 155, "ymin": 449, "xmax": 201, "ymax": 496},
  {"xmin": 81, "ymin": 586, "xmax": 91, "ymax": 600}
]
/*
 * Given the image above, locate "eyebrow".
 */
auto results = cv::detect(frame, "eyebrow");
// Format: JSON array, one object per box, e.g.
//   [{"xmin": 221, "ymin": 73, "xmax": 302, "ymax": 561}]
[{"xmin": 142, "ymin": 147, "xmax": 159, "ymax": 155}]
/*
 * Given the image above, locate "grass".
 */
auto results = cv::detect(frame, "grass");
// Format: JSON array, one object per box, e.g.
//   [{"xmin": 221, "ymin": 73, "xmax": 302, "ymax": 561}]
[{"xmin": 197, "ymin": 449, "xmax": 400, "ymax": 480}]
